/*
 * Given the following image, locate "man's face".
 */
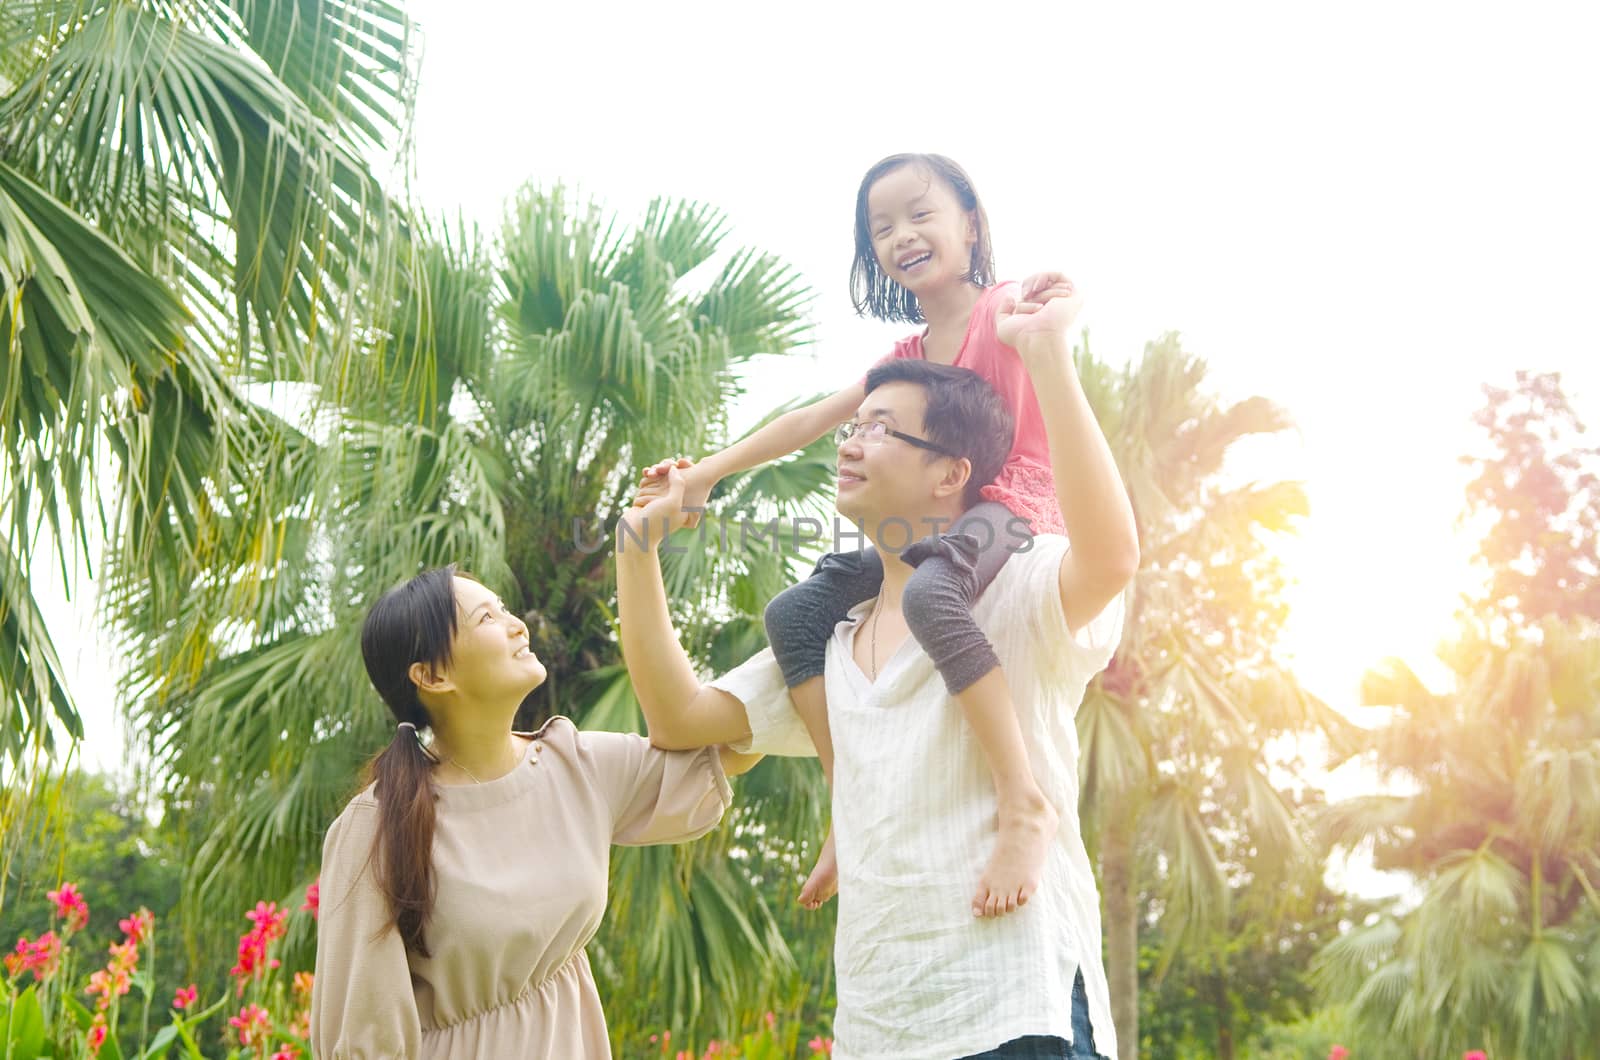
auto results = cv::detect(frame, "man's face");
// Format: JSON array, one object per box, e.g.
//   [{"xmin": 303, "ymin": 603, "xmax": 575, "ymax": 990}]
[{"xmin": 835, "ymin": 381, "xmax": 965, "ymax": 541}]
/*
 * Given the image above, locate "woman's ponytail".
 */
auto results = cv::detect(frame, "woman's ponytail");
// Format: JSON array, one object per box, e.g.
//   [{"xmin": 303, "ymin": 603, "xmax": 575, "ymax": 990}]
[
  {"xmin": 369, "ymin": 721, "xmax": 438, "ymax": 955},
  {"xmin": 359, "ymin": 566, "xmax": 462, "ymax": 956}
]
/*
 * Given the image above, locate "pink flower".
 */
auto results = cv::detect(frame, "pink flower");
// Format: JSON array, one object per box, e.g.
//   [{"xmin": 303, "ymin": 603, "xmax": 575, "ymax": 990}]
[
  {"xmin": 1329, "ymin": 1048, "xmax": 1350, "ymax": 1060},
  {"xmin": 763, "ymin": 1011, "xmax": 776, "ymax": 1029},
  {"xmin": 118, "ymin": 908, "xmax": 154, "ymax": 945},
  {"xmin": 271, "ymin": 1048, "xmax": 301, "ymax": 1060},
  {"xmin": 248, "ymin": 901, "xmax": 289, "ymax": 940},
  {"xmin": 301, "ymin": 880, "xmax": 320, "ymax": 919},
  {"xmin": 4, "ymin": 932, "xmax": 62, "ymax": 982},
  {"xmin": 228, "ymin": 1003, "xmax": 272, "ymax": 1048},
  {"xmin": 1464, "ymin": 1053, "xmax": 1487, "ymax": 1060},
  {"xmin": 47, "ymin": 882, "xmax": 89, "ymax": 932},
  {"xmin": 230, "ymin": 902, "xmax": 288, "ymax": 989},
  {"xmin": 808, "ymin": 1036, "xmax": 834, "ymax": 1056},
  {"xmin": 108, "ymin": 939, "xmax": 139, "ymax": 974},
  {"xmin": 87, "ymin": 1020, "xmax": 108, "ymax": 1054},
  {"xmin": 173, "ymin": 984, "xmax": 198, "ymax": 1010},
  {"xmin": 293, "ymin": 970, "xmax": 315, "ymax": 999}
]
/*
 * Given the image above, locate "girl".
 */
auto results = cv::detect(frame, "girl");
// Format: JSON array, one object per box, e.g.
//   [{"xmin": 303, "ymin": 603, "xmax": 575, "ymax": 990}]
[
  {"xmin": 646, "ymin": 153, "xmax": 1077, "ymax": 919},
  {"xmin": 311, "ymin": 566, "xmax": 754, "ymax": 1058}
]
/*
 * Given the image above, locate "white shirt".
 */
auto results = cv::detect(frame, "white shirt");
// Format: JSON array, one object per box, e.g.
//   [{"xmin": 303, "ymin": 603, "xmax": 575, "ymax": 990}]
[{"xmin": 711, "ymin": 535, "xmax": 1123, "ymax": 1060}]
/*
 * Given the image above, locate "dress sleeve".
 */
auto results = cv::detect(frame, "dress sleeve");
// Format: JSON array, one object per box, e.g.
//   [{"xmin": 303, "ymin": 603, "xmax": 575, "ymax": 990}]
[
  {"xmin": 575, "ymin": 727, "xmax": 734, "ymax": 846},
  {"xmin": 707, "ymin": 647, "xmax": 817, "ymax": 757},
  {"xmin": 310, "ymin": 800, "xmax": 423, "ymax": 1060}
]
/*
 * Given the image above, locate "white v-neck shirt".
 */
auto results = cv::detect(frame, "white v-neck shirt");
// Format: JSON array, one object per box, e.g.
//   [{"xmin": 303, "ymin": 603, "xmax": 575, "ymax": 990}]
[{"xmin": 712, "ymin": 535, "xmax": 1123, "ymax": 1060}]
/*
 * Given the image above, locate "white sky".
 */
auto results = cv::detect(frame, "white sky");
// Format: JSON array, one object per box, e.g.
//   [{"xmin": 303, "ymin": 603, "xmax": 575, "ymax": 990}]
[
  {"xmin": 396, "ymin": 0, "xmax": 1599, "ymax": 698},
  {"xmin": 40, "ymin": 0, "xmax": 1600, "ymax": 886}
]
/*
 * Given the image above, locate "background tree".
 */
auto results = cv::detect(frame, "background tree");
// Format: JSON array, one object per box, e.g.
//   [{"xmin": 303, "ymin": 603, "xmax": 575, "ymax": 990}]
[
  {"xmin": 1134, "ymin": 792, "xmax": 1371, "ymax": 1059},
  {"xmin": 0, "ymin": 0, "xmax": 417, "ymax": 877},
  {"xmin": 1461, "ymin": 369, "xmax": 1600, "ymax": 624},
  {"xmin": 1316, "ymin": 372, "xmax": 1600, "ymax": 1059},
  {"xmin": 1075, "ymin": 334, "xmax": 1354, "ymax": 1052}
]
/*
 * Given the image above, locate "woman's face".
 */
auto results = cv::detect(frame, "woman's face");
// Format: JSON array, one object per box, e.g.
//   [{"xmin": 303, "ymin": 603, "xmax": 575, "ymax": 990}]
[{"xmin": 437, "ymin": 576, "xmax": 546, "ymax": 703}]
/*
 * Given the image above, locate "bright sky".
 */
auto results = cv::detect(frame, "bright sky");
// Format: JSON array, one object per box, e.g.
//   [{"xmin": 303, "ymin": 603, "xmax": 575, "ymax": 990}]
[
  {"xmin": 396, "ymin": 0, "xmax": 1598, "ymax": 697},
  {"xmin": 43, "ymin": 0, "xmax": 1600, "ymax": 859}
]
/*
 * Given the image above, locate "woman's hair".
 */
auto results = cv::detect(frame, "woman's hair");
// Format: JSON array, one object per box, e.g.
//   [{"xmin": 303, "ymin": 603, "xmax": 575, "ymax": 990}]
[
  {"xmin": 359, "ymin": 564, "xmax": 463, "ymax": 956},
  {"xmin": 849, "ymin": 153, "xmax": 996, "ymax": 325}
]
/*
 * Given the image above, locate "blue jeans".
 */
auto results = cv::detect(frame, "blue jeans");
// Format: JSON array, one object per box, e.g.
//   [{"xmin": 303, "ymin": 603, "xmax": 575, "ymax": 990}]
[{"xmin": 956, "ymin": 971, "xmax": 1108, "ymax": 1060}]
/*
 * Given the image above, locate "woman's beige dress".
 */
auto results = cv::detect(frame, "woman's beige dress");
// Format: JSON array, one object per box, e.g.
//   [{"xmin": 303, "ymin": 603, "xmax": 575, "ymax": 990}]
[{"xmin": 311, "ymin": 717, "xmax": 732, "ymax": 1058}]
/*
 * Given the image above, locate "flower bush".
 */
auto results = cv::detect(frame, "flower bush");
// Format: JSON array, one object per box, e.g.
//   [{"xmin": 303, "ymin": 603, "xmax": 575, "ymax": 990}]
[
  {"xmin": 1328, "ymin": 1049, "xmax": 1490, "ymax": 1060},
  {"xmin": 0, "ymin": 879, "xmax": 319, "ymax": 1060},
  {"xmin": 640, "ymin": 1012, "xmax": 833, "ymax": 1059}
]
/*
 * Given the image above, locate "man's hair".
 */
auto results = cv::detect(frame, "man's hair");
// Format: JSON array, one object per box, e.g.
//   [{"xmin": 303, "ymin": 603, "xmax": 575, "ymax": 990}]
[{"xmin": 862, "ymin": 360, "xmax": 1015, "ymax": 508}]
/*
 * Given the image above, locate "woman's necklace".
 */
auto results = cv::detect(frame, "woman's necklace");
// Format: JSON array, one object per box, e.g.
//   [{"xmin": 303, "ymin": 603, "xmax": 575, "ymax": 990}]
[
  {"xmin": 442, "ymin": 742, "xmax": 519, "ymax": 785},
  {"xmin": 448, "ymin": 758, "xmax": 486, "ymax": 785}
]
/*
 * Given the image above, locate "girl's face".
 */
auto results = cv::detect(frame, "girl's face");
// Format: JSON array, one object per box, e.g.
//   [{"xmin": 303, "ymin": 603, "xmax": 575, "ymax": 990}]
[
  {"xmin": 865, "ymin": 165, "xmax": 978, "ymax": 297},
  {"xmin": 437, "ymin": 577, "xmax": 546, "ymax": 703}
]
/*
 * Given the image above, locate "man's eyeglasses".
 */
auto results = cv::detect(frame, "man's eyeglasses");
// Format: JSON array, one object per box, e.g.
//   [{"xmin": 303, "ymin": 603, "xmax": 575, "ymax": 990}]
[{"xmin": 834, "ymin": 420, "xmax": 959, "ymax": 459}]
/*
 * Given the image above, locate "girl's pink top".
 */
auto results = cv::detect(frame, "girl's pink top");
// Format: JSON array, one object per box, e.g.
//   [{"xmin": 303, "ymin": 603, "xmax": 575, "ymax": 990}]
[{"xmin": 872, "ymin": 282, "xmax": 1064, "ymax": 535}]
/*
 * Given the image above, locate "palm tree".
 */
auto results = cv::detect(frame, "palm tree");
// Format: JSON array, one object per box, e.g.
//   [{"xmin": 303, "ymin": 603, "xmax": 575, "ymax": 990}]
[
  {"xmin": 113, "ymin": 186, "xmax": 838, "ymax": 1044},
  {"xmin": 1314, "ymin": 617, "xmax": 1600, "ymax": 1058},
  {"xmin": 0, "ymin": 0, "xmax": 415, "ymax": 772},
  {"xmin": 1074, "ymin": 334, "xmax": 1353, "ymax": 1055}
]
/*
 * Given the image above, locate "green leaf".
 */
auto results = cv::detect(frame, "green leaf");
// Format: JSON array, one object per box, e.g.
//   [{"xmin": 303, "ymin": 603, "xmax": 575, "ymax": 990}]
[
  {"xmin": 141, "ymin": 1022, "xmax": 181, "ymax": 1060},
  {"xmin": 3, "ymin": 984, "xmax": 45, "ymax": 1060}
]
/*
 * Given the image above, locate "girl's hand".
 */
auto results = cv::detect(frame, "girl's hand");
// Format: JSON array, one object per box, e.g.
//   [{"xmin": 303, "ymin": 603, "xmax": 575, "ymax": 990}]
[
  {"xmin": 996, "ymin": 273, "xmax": 1082, "ymax": 353},
  {"xmin": 625, "ymin": 458, "xmax": 694, "ymax": 541},
  {"xmin": 1018, "ymin": 271, "xmax": 1076, "ymax": 306},
  {"xmin": 635, "ymin": 456, "xmax": 708, "ymax": 529}
]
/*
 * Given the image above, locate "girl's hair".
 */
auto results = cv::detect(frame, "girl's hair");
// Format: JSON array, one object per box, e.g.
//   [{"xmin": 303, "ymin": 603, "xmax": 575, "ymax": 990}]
[
  {"xmin": 358, "ymin": 564, "xmax": 463, "ymax": 956},
  {"xmin": 850, "ymin": 153, "xmax": 995, "ymax": 324}
]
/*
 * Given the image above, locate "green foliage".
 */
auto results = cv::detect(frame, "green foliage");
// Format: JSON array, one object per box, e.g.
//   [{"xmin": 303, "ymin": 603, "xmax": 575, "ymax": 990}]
[
  {"xmin": 1135, "ymin": 809, "xmax": 1373, "ymax": 1060},
  {"xmin": 1313, "ymin": 618, "xmax": 1600, "ymax": 1058},
  {"xmin": 0, "ymin": 0, "xmax": 415, "ymax": 774},
  {"xmin": 0, "ymin": 772, "xmax": 183, "ymax": 982}
]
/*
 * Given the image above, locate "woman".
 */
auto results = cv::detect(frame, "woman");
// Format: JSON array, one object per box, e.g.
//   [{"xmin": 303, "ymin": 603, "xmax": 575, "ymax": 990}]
[{"xmin": 311, "ymin": 551, "xmax": 755, "ymax": 1058}]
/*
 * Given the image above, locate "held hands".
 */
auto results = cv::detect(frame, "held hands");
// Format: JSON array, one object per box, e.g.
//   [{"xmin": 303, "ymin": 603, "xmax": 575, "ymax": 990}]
[
  {"xmin": 621, "ymin": 457, "xmax": 696, "ymax": 546},
  {"xmin": 996, "ymin": 272, "xmax": 1082, "ymax": 355}
]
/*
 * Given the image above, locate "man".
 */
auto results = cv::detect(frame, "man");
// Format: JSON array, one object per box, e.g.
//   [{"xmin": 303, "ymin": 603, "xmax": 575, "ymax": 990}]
[{"xmin": 615, "ymin": 287, "xmax": 1138, "ymax": 1060}]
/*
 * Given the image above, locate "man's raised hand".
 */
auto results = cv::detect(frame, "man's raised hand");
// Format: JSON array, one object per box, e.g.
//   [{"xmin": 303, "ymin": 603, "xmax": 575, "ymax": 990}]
[{"xmin": 996, "ymin": 272, "xmax": 1082, "ymax": 354}]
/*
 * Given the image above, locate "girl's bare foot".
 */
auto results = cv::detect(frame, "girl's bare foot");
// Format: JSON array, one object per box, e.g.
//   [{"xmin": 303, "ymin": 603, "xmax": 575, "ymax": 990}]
[
  {"xmin": 799, "ymin": 828, "xmax": 838, "ymax": 910},
  {"xmin": 972, "ymin": 791, "xmax": 1058, "ymax": 917}
]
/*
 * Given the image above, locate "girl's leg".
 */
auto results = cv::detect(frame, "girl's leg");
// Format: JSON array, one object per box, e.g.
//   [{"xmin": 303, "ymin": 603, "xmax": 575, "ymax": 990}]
[
  {"xmin": 902, "ymin": 503, "xmax": 1056, "ymax": 918},
  {"xmin": 764, "ymin": 548, "xmax": 883, "ymax": 908}
]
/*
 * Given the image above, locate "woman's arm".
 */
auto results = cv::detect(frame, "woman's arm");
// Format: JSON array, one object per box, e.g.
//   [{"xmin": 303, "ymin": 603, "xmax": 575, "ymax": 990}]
[
  {"xmin": 616, "ymin": 463, "xmax": 762, "ymax": 750},
  {"xmin": 311, "ymin": 804, "xmax": 422, "ymax": 1059}
]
